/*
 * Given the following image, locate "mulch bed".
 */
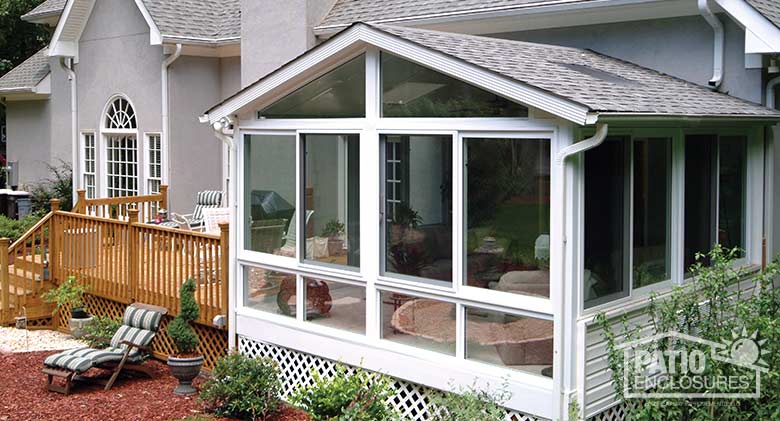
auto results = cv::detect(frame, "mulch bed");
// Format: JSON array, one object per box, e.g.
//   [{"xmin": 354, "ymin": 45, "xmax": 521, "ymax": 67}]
[{"xmin": 0, "ymin": 351, "xmax": 310, "ymax": 421}]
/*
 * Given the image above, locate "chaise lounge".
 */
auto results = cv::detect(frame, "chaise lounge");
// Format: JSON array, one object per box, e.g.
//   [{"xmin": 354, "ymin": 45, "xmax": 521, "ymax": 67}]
[{"xmin": 42, "ymin": 303, "xmax": 167, "ymax": 395}]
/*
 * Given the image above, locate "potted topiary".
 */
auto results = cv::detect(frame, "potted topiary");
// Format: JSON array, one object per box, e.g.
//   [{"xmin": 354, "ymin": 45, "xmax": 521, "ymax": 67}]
[
  {"xmin": 41, "ymin": 275, "xmax": 92, "ymax": 338},
  {"xmin": 167, "ymin": 278, "xmax": 203, "ymax": 395},
  {"xmin": 321, "ymin": 219, "xmax": 345, "ymax": 256}
]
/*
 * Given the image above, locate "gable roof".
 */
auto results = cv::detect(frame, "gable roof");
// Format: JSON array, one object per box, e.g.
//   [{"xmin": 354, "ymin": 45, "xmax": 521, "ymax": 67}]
[
  {"xmin": 746, "ymin": 0, "xmax": 780, "ymax": 28},
  {"xmin": 204, "ymin": 23, "xmax": 780, "ymax": 125},
  {"xmin": 0, "ymin": 47, "xmax": 51, "ymax": 94},
  {"xmin": 21, "ymin": 0, "xmax": 67, "ymax": 22}
]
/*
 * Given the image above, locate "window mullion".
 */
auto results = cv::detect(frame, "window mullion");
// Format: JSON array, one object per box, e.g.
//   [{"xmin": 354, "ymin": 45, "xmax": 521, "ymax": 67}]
[{"xmin": 671, "ymin": 131, "xmax": 685, "ymax": 285}]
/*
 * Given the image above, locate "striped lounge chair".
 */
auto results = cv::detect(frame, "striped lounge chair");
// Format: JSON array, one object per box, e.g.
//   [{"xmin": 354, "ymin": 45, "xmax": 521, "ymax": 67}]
[
  {"xmin": 42, "ymin": 303, "xmax": 168, "ymax": 395},
  {"xmin": 171, "ymin": 190, "xmax": 224, "ymax": 231}
]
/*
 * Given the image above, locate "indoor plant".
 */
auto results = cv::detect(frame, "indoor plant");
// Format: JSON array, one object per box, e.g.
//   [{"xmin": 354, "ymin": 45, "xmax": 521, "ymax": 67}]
[
  {"xmin": 321, "ymin": 219, "xmax": 345, "ymax": 256},
  {"xmin": 41, "ymin": 275, "xmax": 92, "ymax": 337},
  {"xmin": 167, "ymin": 278, "xmax": 203, "ymax": 395}
]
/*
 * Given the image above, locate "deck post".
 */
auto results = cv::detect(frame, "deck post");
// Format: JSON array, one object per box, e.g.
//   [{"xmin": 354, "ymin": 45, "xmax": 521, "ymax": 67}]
[
  {"xmin": 0, "ymin": 238, "xmax": 9, "ymax": 324},
  {"xmin": 75, "ymin": 190, "xmax": 86, "ymax": 213},
  {"xmin": 160, "ymin": 185, "xmax": 169, "ymax": 212},
  {"xmin": 128, "ymin": 208, "xmax": 140, "ymax": 302},
  {"xmin": 218, "ymin": 221, "xmax": 229, "ymax": 327},
  {"xmin": 49, "ymin": 199, "xmax": 60, "ymax": 282}
]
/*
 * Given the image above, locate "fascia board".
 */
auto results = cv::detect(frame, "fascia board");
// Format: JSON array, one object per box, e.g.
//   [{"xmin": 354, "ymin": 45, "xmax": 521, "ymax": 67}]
[
  {"xmin": 47, "ymin": 0, "xmax": 77, "ymax": 58},
  {"xmin": 205, "ymin": 24, "xmax": 589, "ymax": 125},
  {"xmin": 133, "ymin": 0, "xmax": 163, "ymax": 45},
  {"xmin": 715, "ymin": 0, "xmax": 780, "ymax": 53}
]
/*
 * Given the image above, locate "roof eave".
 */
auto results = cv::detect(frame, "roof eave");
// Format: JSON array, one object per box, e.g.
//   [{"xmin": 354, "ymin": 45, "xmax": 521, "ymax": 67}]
[
  {"xmin": 594, "ymin": 111, "xmax": 780, "ymax": 122},
  {"xmin": 21, "ymin": 10, "xmax": 62, "ymax": 25}
]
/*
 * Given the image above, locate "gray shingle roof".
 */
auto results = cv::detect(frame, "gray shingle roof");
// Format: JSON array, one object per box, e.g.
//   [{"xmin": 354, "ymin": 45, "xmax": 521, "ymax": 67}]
[
  {"xmin": 747, "ymin": 0, "xmax": 780, "ymax": 28},
  {"xmin": 22, "ymin": 0, "xmax": 241, "ymax": 43},
  {"xmin": 377, "ymin": 24, "xmax": 777, "ymax": 116},
  {"xmin": 0, "ymin": 47, "xmax": 50, "ymax": 93},
  {"xmin": 21, "ymin": 0, "xmax": 67, "ymax": 21},
  {"xmin": 316, "ymin": 0, "xmax": 598, "ymax": 29}
]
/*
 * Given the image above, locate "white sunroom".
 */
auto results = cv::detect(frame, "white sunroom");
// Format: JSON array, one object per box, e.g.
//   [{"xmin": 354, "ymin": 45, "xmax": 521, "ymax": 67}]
[{"xmin": 201, "ymin": 23, "xmax": 780, "ymax": 420}]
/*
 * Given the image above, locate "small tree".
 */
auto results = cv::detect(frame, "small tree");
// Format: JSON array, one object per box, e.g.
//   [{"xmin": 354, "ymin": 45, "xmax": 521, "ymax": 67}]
[
  {"xmin": 41, "ymin": 275, "xmax": 88, "ymax": 315},
  {"xmin": 167, "ymin": 279, "xmax": 199, "ymax": 355}
]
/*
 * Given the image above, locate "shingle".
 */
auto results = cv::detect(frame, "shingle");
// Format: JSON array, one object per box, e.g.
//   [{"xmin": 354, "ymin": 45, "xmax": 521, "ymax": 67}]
[
  {"xmin": 317, "ymin": 0, "xmax": 599, "ymax": 29},
  {"xmin": 21, "ymin": 0, "xmax": 67, "ymax": 21},
  {"xmin": 374, "ymin": 24, "xmax": 778, "ymax": 116},
  {"xmin": 0, "ymin": 48, "xmax": 50, "ymax": 93},
  {"xmin": 746, "ymin": 0, "xmax": 780, "ymax": 29}
]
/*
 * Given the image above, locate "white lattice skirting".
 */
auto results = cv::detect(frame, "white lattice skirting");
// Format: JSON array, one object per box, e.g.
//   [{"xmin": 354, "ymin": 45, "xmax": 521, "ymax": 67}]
[{"xmin": 238, "ymin": 335, "xmax": 543, "ymax": 421}]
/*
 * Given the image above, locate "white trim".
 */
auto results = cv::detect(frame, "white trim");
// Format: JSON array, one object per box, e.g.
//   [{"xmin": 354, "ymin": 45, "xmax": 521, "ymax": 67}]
[
  {"xmin": 203, "ymin": 24, "xmax": 590, "ymax": 125},
  {"xmin": 48, "ymin": 0, "xmax": 97, "ymax": 60},
  {"xmin": 715, "ymin": 0, "xmax": 780, "ymax": 53},
  {"xmin": 144, "ymin": 132, "xmax": 163, "ymax": 195}
]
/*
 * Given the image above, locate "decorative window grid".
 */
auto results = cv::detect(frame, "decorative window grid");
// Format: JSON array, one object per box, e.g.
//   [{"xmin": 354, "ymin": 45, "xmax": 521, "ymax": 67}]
[
  {"xmin": 105, "ymin": 97, "xmax": 137, "ymax": 129},
  {"xmin": 82, "ymin": 133, "xmax": 96, "ymax": 199},
  {"xmin": 105, "ymin": 135, "xmax": 138, "ymax": 197},
  {"xmin": 147, "ymin": 134, "xmax": 162, "ymax": 195},
  {"xmin": 238, "ymin": 336, "xmax": 542, "ymax": 421},
  {"xmin": 385, "ymin": 136, "xmax": 403, "ymax": 220}
]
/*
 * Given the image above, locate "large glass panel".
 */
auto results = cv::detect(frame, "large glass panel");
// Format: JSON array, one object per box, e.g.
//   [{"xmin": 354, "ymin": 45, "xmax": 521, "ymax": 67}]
[
  {"xmin": 633, "ymin": 138, "xmax": 672, "ymax": 288},
  {"xmin": 257, "ymin": 55, "xmax": 365, "ymax": 119},
  {"xmin": 244, "ymin": 134, "xmax": 297, "ymax": 255},
  {"xmin": 464, "ymin": 138, "xmax": 550, "ymax": 297},
  {"xmin": 382, "ymin": 134, "xmax": 453, "ymax": 283},
  {"xmin": 381, "ymin": 53, "xmax": 528, "ymax": 118},
  {"xmin": 243, "ymin": 266, "xmax": 296, "ymax": 317},
  {"xmin": 684, "ymin": 135, "xmax": 717, "ymax": 271},
  {"xmin": 302, "ymin": 134, "xmax": 360, "ymax": 268},
  {"xmin": 584, "ymin": 138, "xmax": 629, "ymax": 308},
  {"xmin": 380, "ymin": 291, "xmax": 455, "ymax": 355},
  {"xmin": 304, "ymin": 278, "xmax": 365, "ymax": 335},
  {"xmin": 718, "ymin": 136, "xmax": 747, "ymax": 256},
  {"xmin": 465, "ymin": 307, "xmax": 553, "ymax": 377}
]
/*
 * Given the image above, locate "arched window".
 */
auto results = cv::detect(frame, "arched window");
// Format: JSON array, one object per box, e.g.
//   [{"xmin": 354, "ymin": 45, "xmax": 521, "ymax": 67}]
[{"xmin": 101, "ymin": 96, "xmax": 139, "ymax": 197}]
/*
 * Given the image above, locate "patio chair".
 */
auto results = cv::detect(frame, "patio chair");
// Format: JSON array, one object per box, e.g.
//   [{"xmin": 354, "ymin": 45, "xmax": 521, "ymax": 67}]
[
  {"xmin": 201, "ymin": 207, "xmax": 231, "ymax": 235},
  {"xmin": 171, "ymin": 190, "xmax": 224, "ymax": 231},
  {"xmin": 42, "ymin": 303, "xmax": 168, "ymax": 395},
  {"xmin": 275, "ymin": 209, "xmax": 314, "ymax": 257}
]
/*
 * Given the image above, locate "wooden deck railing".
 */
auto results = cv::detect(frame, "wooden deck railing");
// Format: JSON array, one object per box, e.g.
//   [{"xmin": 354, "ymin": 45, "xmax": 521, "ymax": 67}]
[
  {"xmin": 72, "ymin": 185, "xmax": 168, "ymax": 223},
  {"xmin": 1, "ymin": 195, "xmax": 229, "ymax": 328}
]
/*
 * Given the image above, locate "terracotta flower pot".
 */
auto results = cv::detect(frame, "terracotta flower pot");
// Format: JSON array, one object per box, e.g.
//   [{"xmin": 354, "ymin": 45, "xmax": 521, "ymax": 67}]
[{"xmin": 167, "ymin": 355, "xmax": 204, "ymax": 395}]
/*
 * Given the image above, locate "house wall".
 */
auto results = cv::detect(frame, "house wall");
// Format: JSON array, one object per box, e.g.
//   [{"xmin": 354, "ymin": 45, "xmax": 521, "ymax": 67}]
[
  {"xmin": 49, "ymin": 59, "xmax": 74, "ymax": 167},
  {"xmin": 240, "ymin": 0, "xmax": 336, "ymax": 86},
  {"xmin": 495, "ymin": 14, "xmax": 761, "ymax": 104},
  {"xmin": 220, "ymin": 56, "xmax": 242, "ymax": 100},
  {"xmin": 5, "ymin": 99, "xmax": 52, "ymax": 187}
]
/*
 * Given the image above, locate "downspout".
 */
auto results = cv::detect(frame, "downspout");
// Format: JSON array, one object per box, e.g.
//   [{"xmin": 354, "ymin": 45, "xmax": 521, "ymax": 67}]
[
  {"xmin": 698, "ymin": 0, "xmax": 724, "ymax": 89},
  {"xmin": 555, "ymin": 123, "xmax": 608, "ymax": 421},
  {"xmin": 59, "ymin": 57, "xmax": 77, "ymax": 203},
  {"xmin": 763, "ymin": 77, "xmax": 780, "ymax": 263},
  {"xmin": 161, "ymin": 44, "xmax": 182, "ymax": 203},
  {"xmin": 211, "ymin": 116, "xmax": 236, "ymax": 350}
]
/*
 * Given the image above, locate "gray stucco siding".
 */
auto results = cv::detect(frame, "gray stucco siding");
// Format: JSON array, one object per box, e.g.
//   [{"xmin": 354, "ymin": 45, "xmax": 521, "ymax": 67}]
[
  {"xmin": 494, "ymin": 14, "xmax": 762, "ymax": 104},
  {"xmin": 6, "ymin": 99, "xmax": 52, "ymax": 187}
]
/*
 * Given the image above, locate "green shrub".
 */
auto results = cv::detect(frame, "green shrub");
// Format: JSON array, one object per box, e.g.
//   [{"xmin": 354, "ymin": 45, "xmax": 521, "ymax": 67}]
[
  {"xmin": 41, "ymin": 276, "xmax": 88, "ymax": 315},
  {"xmin": 0, "ymin": 213, "xmax": 42, "ymax": 243},
  {"xmin": 167, "ymin": 279, "xmax": 199, "ymax": 355},
  {"xmin": 290, "ymin": 363, "xmax": 397, "ymax": 421},
  {"xmin": 199, "ymin": 352, "xmax": 282, "ymax": 420},
  {"xmin": 428, "ymin": 382, "xmax": 510, "ymax": 421},
  {"xmin": 28, "ymin": 161, "xmax": 73, "ymax": 213},
  {"xmin": 82, "ymin": 316, "xmax": 121, "ymax": 349}
]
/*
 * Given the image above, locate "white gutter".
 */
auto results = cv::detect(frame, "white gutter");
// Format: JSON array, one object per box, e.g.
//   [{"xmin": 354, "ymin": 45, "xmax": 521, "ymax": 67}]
[
  {"xmin": 59, "ymin": 57, "xmax": 77, "ymax": 202},
  {"xmin": 698, "ymin": 0, "xmax": 725, "ymax": 88},
  {"xmin": 555, "ymin": 123, "xmax": 608, "ymax": 421},
  {"xmin": 161, "ymin": 44, "xmax": 182, "ymax": 201},
  {"xmin": 211, "ymin": 116, "xmax": 236, "ymax": 350}
]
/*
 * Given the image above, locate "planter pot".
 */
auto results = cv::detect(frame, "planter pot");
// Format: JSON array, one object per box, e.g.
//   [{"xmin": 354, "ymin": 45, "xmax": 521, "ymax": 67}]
[
  {"xmin": 168, "ymin": 355, "xmax": 204, "ymax": 395},
  {"xmin": 68, "ymin": 314, "xmax": 93, "ymax": 339},
  {"xmin": 327, "ymin": 238, "xmax": 344, "ymax": 256},
  {"xmin": 71, "ymin": 307, "xmax": 88, "ymax": 319}
]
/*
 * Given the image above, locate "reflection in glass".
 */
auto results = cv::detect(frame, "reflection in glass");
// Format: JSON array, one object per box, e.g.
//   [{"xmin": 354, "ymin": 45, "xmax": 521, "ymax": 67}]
[
  {"xmin": 258, "ymin": 55, "xmax": 365, "ymax": 118},
  {"xmin": 684, "ymin": 135, "xmax": 717, "ymax": 271},
  {"xmin": 244, "ymin": 135, "xmax": 297, "ymax": 256},
  {"xmin": 380, "ymin": 291, "xmax": 455, "ymax": 355},
  {"xmin": 465, "ymin": 138, "xmax": 550, "ymax": 297},
  {"xmin": 633, "ymin": 138, "xmax": 671, "ymax": 288},
  {"xmin": 381, "ymin": 53, "xmax": 528, "ymax": 118},
  {"xmin": 382, "ymin": 135, "xmax": 453, "ymax": 283},
  {"xmin": 465, "ymin": 307, "xmax": 553, "ymax": 377},
  {"xmin": 584, "ymin": 138, "xmax": 629, "ymax": 307},
  {"xmin": 303, "ymin": 134, "xmax": 360, "ymax": 268},
  {"xmin": 304, "ymin": 278, "xmax": 365, "ymax": 335},
  {"xmin": 718, "ymin": 136, "xmax": 747, "ymax": 256},
  {"xmin": 243, "ymin": 266, "xmax": 296, "ymax": 317}
]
